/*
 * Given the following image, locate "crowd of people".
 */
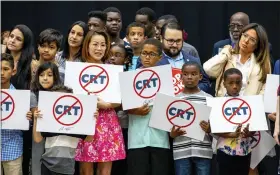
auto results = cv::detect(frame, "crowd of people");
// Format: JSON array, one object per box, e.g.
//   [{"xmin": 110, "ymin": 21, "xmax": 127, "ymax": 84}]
[{"xmin": 1, "ymin": 6, "xmax": 280, "ymax": 175}]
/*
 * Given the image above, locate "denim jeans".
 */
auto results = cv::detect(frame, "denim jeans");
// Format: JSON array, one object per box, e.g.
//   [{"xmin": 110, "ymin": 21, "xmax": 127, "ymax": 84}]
[{"xmin": 175, "ymin": 157, "xmax": 211, "ymax": 175}]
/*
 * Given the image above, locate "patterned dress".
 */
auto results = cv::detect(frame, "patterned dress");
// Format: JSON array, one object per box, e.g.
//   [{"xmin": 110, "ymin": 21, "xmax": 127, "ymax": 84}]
[
  {"xmin": 75, "ymin": 109, "xmax": 126, "ymax": 162},
  {"xmin": 217, "ymin": 137, "xmax": 251, "ymax": 156}
]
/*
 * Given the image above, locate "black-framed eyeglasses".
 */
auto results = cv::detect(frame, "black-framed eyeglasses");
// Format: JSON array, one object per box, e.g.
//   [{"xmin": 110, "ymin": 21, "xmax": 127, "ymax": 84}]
[
  {"xmin": 228, "ymin": 24, "xmax": 244, "ymax": 30},
  {"xmin": 140, "ymin": 52, "xmax": 159, "ymax": 58},
  {"xmin": 163, "ymin": 37, "xmax": 182, "ymax": 45}
]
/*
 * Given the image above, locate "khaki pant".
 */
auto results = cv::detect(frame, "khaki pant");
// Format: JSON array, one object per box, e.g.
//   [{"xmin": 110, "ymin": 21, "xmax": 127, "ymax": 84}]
[{"xmin": 1, "ymin": 156, "xmax": 23, "ymax": 175}]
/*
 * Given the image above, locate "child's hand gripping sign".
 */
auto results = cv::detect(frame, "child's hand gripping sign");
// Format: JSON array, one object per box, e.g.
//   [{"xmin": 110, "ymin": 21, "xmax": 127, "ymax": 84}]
[
  {"xmin": 119, "ymin": 65, "xmax": 174, "ymax": 110},
  {"xmin": 206, "ymin": 95, "xmax": 268, "ymax": 133}
]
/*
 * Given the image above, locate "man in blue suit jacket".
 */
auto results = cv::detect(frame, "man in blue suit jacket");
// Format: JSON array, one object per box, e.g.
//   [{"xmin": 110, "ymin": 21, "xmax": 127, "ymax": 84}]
[
  {"xmin": 139, "ymin": 22, "xmax": 210, "ymax": 93},
  {"xmin": 156, "ymin": 51, "xmax": 210, "ymax": 93}
]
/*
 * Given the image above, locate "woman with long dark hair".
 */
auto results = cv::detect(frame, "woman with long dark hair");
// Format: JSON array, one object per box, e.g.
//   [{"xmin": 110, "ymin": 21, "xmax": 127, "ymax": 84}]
[
  {"xmin": 5, "ymin": 24, "xmax": 35, "ymax": 175},
  {"xmin": 55, "ymin": 21, "xmax": 88, "ymax": 83},
  {"xmin": 6, "ymin": 24, "xmax": 34, "ymax": 90}
]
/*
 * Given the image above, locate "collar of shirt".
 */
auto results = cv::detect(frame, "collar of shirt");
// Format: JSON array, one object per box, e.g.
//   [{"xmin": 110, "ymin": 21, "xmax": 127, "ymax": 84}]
[
  {"xmin": 9, "ymin": 84, "xmax": 15, "ymax": 90},
  {"xmin": 163, "ymin": 51, "xmax": 183, "ymax": 62},
  {"xmin": 236, "ymin": 54, "xmax": 252, "ymax": 66},
  {"xmin": 224, "ymin": 93, "xmax": 240, "ymax": 97},
  {"xmin": 236, "ymin": 54, "xmax": 252, "ymax": 96}
]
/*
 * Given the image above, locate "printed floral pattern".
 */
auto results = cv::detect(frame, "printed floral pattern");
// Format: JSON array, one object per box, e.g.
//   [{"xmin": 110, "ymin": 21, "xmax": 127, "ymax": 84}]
[
  {"xmin": 218, "ymin": 137, "xmax": 251, "ymax": 156},
  {"xmin": 75, "ymin": 109, "xmax": 126, "ymax": 162}
]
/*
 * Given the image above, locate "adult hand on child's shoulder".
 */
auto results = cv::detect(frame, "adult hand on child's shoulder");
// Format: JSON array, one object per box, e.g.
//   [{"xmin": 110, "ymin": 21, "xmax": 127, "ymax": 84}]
[{"xmin": 170, "ymin": 126, "xmax": 186, "ymax": 138}]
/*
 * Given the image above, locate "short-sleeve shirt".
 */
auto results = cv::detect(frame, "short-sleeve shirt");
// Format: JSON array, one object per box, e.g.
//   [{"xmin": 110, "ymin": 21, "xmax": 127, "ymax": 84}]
[{"xmin": 128, "ymin": 107, "xmax": 170, "ymax": 149}]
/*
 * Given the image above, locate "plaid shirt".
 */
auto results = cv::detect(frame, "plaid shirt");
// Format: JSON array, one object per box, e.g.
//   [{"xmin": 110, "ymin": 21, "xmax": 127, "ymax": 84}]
[
  {"xmin": 1, "ymin": 84, "xmax": 23, "ymax": 161},
  {"xmin": 55, "ymin": 51, "xmax": 82, "ymax": 84}
]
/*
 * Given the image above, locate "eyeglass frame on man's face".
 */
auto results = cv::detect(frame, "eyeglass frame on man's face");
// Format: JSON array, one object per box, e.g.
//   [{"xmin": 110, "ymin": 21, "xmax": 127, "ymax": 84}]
[
  {"xmin": 241, "ymin": 33, "xmax": 258, "ymax": 45},
  {"xmin": 140, "ymin": 51, "xmax": 159, "ymax": 59},
  {"xmin": 163, "ymin": 37, "xmax": 183, "ymax": 46},
  {"xmin": 228, "ymin": 23, "xmax": 244, "ymax": 31}
]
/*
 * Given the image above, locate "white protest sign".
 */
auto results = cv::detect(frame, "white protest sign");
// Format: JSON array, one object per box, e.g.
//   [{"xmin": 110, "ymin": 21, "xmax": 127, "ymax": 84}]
[
  {"xmin": 207, "ymin": 95, "xmax": 268, "ymax": 133},
  {"xmin": 64, "ymin": 61, "xmax": 123, "ymax": 103},
  {"xmin": 149, "ymin": 93, "xmax": 211, "ymax": 141},
  {"xmin": 250, "ymin": 131, "xmax": 276, "ymax": 169},
  {"xmin": 37, "ymin": 91, "xmax": 97, "ymax": 135},
  {"xmin": 119, "ymin": 65, "xmax": 174, "ymax": 110},
  {"xmin": 264, "ymin": 74, "xmax": 280, "ymax": 113},
  {"xmin": 1, "ymin": 90, "xmax": 30, "ymax": 130}
]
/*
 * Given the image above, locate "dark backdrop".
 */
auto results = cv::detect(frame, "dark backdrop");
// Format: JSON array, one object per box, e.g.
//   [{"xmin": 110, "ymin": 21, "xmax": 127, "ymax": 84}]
[{"xmin": 2, "ymin": 1, "xmax": 280, "ymax": 64}]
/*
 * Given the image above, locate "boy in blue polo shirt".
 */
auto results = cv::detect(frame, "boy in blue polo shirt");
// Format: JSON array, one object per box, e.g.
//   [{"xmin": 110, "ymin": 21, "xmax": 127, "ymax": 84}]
[
  {"xmin": 1, "ymin": 53, "xmax": 23, "ymax": 175},
  {"xmin": 127, "ymin": 38, "xmax": 171, "ymax": 175}
]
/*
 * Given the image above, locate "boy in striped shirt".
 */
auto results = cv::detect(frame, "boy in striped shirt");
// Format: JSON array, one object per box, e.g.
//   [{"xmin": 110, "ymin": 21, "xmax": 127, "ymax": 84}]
[{"xmin": 170, "ymin": 61, "xmax": 212, "ymax": 175}]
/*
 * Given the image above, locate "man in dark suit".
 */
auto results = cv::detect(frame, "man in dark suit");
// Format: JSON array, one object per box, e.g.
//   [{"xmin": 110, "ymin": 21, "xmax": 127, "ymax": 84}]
[{"xmin": 213, "ymin": 12, "xmax": 250, "ymax": 56}]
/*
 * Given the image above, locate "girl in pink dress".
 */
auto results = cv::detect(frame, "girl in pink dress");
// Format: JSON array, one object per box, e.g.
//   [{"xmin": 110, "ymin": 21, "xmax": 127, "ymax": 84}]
[{"xmin": 75, "ymin": 30, "xmax": 126, "ymax": 175}]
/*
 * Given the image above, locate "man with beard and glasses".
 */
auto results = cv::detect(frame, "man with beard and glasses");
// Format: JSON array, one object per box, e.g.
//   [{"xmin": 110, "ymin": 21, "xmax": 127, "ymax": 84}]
[
  {"xmin": 155, "ymin": 15, "xmax": 200, "ymax": 60},
  {"xmin": 158, "ymin": 22, "xmax": 210, "ymax": 93}
]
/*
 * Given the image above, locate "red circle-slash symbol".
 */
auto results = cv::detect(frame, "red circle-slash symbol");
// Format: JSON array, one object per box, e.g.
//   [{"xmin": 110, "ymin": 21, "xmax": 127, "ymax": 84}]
[
  {"xmin": 52, "ymin": 95, "xmax": 83, "ymax": 126},
  {"xmin": 1, "ymin": 91, "xmax": 15, "ymax": 121},
  {"xmin": 79, "ymin": 65, "xmax": 109, "ymax": 94},
  {"xmin": 222, "ymin": 98, "xmax": 251, "ymax": 125},
  {"xmin": 166, "ymin": 100, "xmax": 196, "ymax": 128},
  {"xmin": 133, "ymin": 69, "xmax": 161, "ymax": 99}
]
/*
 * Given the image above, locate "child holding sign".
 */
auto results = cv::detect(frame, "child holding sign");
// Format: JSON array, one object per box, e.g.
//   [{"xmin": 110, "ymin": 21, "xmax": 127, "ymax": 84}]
[
  {"xmin": 215, "ymin": 68, "xmax": 254, "ymax": 175},
  {"xmin": 30, "ymin": 85, "xmax": 93, "ymax": 175},
  {"xmin": 170, "ymin": 61, "xmax": 212, "ymax": 175},
  {"xmin": 26, "ymin": 62, "xmax": 61, "ymax": 174},
  {"xmin": 106, "ymin": 43, "xmax": 133, "ymax": 175},
  {"xmin": 127, "ymin": 39, "xmax": 171, "ymax": 175},
  {"xmin": 74, "ymin": 30, "xmax": 125, "ymax": 175},
  {"xmin": 1, "ymin": 53, "xmax": 23, "ymax": 175}
]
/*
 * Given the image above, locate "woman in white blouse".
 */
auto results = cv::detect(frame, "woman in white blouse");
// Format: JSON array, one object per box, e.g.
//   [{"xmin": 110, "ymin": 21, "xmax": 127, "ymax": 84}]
[{"xmin": 203, "ymin": 23, "xmax": 271, "ymax": 97}]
